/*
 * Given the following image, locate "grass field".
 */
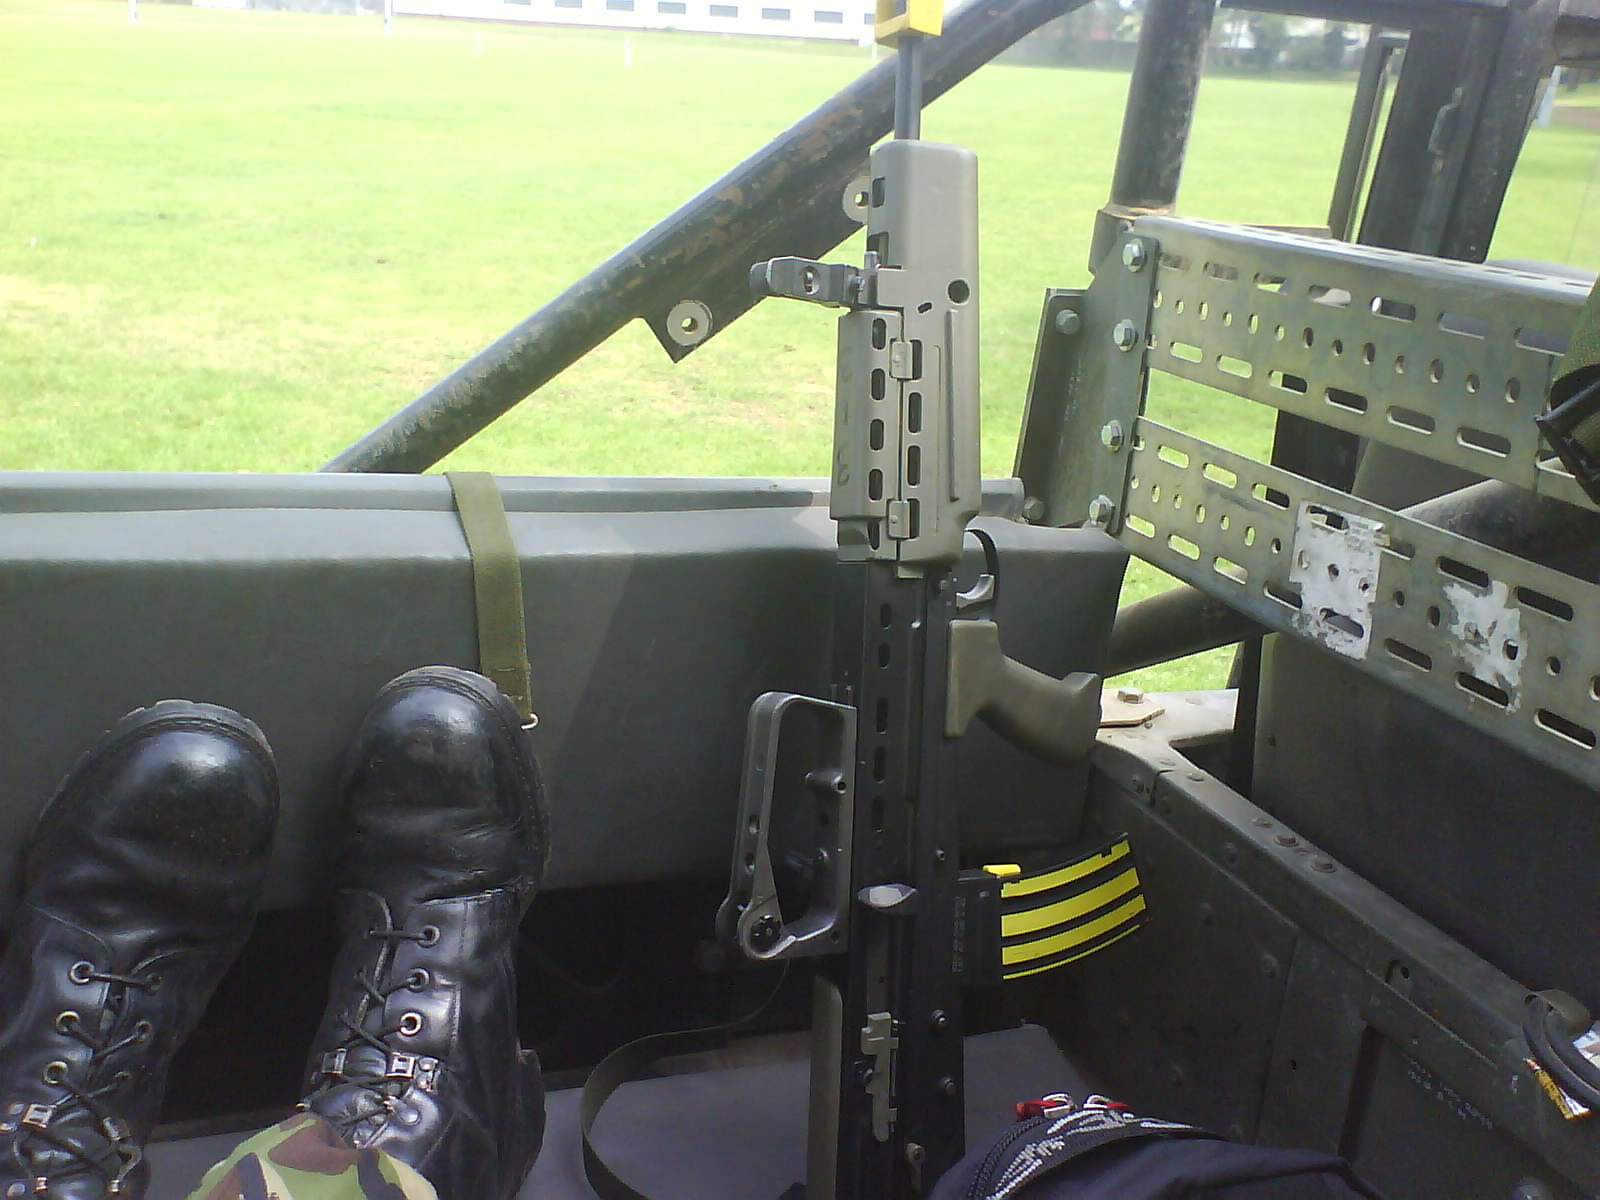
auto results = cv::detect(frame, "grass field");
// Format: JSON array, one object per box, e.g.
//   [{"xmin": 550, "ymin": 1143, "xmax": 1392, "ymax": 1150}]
[{"xmin": 4, "ymin": 1, "xmax": 1600, "ymax": 685}]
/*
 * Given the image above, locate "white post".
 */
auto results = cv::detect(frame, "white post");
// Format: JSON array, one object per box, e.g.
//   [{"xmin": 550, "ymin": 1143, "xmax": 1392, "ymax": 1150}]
[
  {"xmin": 384, "ymin": 0, "xmax": 394, "ymax": 36},
  {"xmin": 1537, "ymin": 66, "xmax": 1562, "ymax": 129},
  {"xmin": 128, "ymin": 0, "xmax": 138, "ymax": 24}
]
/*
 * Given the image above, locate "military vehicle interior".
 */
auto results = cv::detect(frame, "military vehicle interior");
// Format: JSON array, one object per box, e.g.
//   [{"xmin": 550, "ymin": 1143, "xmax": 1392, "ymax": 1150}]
[{"xmin": 5, "ymin": 0, "xmax": 1600, "ymax": 1196}]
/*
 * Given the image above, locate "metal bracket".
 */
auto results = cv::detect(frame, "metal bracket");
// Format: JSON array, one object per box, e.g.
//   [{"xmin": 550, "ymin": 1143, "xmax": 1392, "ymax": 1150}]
[
  {"xmin": 1121, "ymin": 420, "xmax": 1600, "ymax": 787},
  {"xmin": 1014, "ymin": 232, "xmax": 1158, "ymax": 529},
  {"xmin": 1288, "ymin": 503, "xmax": 1384, "ymax": 661}
]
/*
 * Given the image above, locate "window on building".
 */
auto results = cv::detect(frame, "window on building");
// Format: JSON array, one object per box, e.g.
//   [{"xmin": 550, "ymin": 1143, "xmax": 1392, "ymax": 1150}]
[
  {"xmin": 553, "ymin": 0, "xmax": 582, "ymax": 8},
  {"xmin": 862, "ymin": 10, "xmax": 872, "ymax": 21},
  {"xmin": 606, "ymin": 0, "xmax": 634, "ymax": 10},
  {"xmin": 709, "ymin": 3, "xmax": 737, "ymax": 14},
  {"xmin": 813, "ymin": 8, "xmax": 842, "ymax": 20},
  {"xmin": 761, "ymin": 6, "xmax": 790, "ymax": 17},
  {"xmin": 657, "ymin": 0, "xmax": 686, "ymax": 11}
]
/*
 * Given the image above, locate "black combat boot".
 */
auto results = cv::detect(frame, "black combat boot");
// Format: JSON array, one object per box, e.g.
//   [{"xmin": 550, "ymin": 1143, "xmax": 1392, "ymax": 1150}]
[
  {"xmin": 0, "ymin": 702, "xmax": 278, "ymax": 1199},
  {"xmin": 300, "ymin": 667, "xmax": 549, "ymax": 1200}
]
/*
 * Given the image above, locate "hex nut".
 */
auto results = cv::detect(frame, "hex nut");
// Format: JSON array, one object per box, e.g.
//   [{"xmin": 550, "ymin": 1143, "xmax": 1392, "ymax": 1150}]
[
  {"xmin": 1100, "ymin": 420, "xmax": 1125, "ymax": 451},
  {"xmin": 1112, "ymin": 319, "xmax": 1139, "ymax": 351},
  {"xmin": 1122, "ymin": 240, "xmax": 1148, "ymax": 272}
]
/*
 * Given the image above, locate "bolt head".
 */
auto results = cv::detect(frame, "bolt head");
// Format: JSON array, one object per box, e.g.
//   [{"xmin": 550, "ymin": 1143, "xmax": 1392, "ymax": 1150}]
[
  {"xmin": 1053, "ymin": 308, "xmax": 1083, "ymax": 337},
  {"xmin": 1087, "ymin": 495, "xmax": 1115, "ymax": 527},
  {"xmin": 1116, "ymin": 686, "xmax": 1144, "ymax": 703},
  {"xmin": 1100, "ymin": 420, "xmax": 1125, "ymax": 451},
  {"xmin": 748, "ymin": 914, "xmax": 781, "ymax": 951},
  {"xmin": 1122, "ymin": 240, "xmax": 1148, "ymax": 272},
  {"xmin": 1021, "ymin": 496, "xmax": 1046, "ymax": 523},
  {"xmin": 1112, "ymin": 319, "xmax": 1139, "ymax": 351}
]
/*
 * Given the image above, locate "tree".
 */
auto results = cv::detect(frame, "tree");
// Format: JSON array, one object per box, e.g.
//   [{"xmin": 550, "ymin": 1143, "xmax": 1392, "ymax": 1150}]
[
  {"xmin": 1248, "ymin": 13, "xmax": 1290, "ymax": 70},
  {"xmin": 1322, "ymin": 22, "xmax": 1350, "ymax": 71}
]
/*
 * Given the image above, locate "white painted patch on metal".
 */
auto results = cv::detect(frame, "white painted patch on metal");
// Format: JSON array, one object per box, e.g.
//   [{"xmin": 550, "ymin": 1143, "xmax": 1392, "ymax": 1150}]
[
  {"xmin": 1289, "ymin": 502, "xmax": 1383, "ymax": 660},
  {"xmin": 1443, "ymin": 579, "xmax": 1523, "ymax": 708}
]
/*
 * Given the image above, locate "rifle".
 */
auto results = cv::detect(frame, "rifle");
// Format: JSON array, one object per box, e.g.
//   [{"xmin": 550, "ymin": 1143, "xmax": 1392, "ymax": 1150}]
[{"xmin": 717, "ymin": 6, "xmax": 1105, "ymax": 1195}]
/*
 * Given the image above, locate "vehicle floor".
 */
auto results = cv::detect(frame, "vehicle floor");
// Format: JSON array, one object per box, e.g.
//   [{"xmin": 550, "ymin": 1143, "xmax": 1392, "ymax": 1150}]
[{"xmin": 147, "ymin": 1024, "xmax": 1089, "ymax": 1199}]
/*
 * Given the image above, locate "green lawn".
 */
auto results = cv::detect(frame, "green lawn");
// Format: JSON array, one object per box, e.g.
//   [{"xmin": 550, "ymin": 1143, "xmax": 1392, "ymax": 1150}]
[{"xmin": 3, "ymin": 1, "xmax": 1598, "ymax": 686}]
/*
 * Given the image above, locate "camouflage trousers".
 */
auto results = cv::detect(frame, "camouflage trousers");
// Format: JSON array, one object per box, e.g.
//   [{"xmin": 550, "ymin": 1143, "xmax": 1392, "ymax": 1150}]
[{"xmin": 186, "ymin": 1112, "xmax": 438, "ymax": 1200}]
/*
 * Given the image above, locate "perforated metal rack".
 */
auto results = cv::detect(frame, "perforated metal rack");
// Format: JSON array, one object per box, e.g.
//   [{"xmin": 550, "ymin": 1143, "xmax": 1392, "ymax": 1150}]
[{"xmin": 1017, "ymin": 216, "xmax": 1600, "ymax": 787}]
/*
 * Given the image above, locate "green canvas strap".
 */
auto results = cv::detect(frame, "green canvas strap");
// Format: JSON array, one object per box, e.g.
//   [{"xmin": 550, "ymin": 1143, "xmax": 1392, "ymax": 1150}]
[
  {"xmin": 1538, "ymin": 275, "xmax": 1600, "ymax": 503},
  {"xmin": 1557, "ymin": 272, "xmax": 1600, "ymax": 396},
  {"xmin": 445, "ymin": 471, "xmax": 536, "ymax": 727}
]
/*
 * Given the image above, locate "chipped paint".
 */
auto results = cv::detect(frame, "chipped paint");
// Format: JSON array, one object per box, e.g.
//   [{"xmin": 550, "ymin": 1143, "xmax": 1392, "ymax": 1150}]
[
  {"xmin": 1443, "ymin": 579, "xmax": 1523, "ymax": 707},
  {"xmin": 1289, "ymin": 503, "xmax": 1383, "ymax": 660}
]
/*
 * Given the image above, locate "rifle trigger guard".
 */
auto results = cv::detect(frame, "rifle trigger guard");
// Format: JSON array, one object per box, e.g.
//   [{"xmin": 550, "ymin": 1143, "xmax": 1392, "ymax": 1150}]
[
  {"xmin": 717, "ymin": 691, "xmax": 857, "ymax": 962},
  {"xmin": 956, "ymin": 527, "xmax": 1002, "ymax": 613}
]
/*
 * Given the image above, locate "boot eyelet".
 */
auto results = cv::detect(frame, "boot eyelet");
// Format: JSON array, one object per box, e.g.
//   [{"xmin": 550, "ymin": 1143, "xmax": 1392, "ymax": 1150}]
[
  {"xmin": 398, "ymin": 1012, "xmax": 423, "ymax": 1037},
  {"xmin": 417, "ymin": 926, "xmax": 440, "ymax": 948},
  {"xmin": 133, "ymin": 1021, "xmax": 153, "ymax": 1043},
  {"xmin": 53, "ymin": 1012, "xmax": 79, "ymax": 1035},
  {"xmin": 41, "ymin": 1061, "xmax": 68, "ymax": 1085},
  {"xmin": 68, "ymin": 962, "xmax": 95, "ymax": 985},
  {"xmin": 406, "ymin": 969, "xmax": 430, "ymax": 991},
  {"xmin": 145, "ymin": 973, "xmax": 163, "ymax": 993}
]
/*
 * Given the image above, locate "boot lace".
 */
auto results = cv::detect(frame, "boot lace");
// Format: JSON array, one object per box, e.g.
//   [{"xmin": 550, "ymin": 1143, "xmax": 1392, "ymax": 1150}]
[
  {"xmin": 6, "ymin": 962, "xmax": 159, "ymax": 1196},
  {"xmin": 303, "ymin": 926, "xmax": 442, "ymax": 1117}
]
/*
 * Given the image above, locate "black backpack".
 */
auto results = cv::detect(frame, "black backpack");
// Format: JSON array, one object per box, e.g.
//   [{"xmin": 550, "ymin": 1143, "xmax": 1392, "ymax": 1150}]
[{"xmin": 930, "ymin": 1094, "xmax": 1379, "ymax": 1200}]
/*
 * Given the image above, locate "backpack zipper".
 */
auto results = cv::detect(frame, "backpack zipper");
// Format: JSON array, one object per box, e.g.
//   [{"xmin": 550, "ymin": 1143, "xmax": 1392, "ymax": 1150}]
[{"xmin": 965, "ymin": 1114, "xmax": 1047, "ymax": 1200}]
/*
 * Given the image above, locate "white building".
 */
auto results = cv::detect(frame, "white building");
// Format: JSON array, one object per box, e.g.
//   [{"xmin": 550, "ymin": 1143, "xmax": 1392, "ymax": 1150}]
[{"xmin": 397, "ymin": 0, "xmax": 879, "ymax": 42}]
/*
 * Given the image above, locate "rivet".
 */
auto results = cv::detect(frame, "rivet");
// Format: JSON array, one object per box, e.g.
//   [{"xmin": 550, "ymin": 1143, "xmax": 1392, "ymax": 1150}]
[
  {"xmin": 1274, "ymin": 833, "xmax": 1300, "ymax": 848},
  {"xmin": 1311, "ymin": 856, "xmax": 1336, "ymax": 874}
]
